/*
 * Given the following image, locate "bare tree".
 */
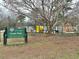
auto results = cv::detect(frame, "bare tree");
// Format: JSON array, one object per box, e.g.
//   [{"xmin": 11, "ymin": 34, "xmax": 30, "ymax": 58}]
[{"xmin": 2, "ymin": 0, "xmax": 72, "ymax": 33}]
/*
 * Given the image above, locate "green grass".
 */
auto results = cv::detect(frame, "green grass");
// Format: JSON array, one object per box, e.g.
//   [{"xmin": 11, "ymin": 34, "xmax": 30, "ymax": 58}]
[
  {"xmin": 0, "ymin": 33, "xmax": 79, "ymax": 59},
  {"xmin": 0, "ymin": 40, "xmax": 79, "ymax": 59}
]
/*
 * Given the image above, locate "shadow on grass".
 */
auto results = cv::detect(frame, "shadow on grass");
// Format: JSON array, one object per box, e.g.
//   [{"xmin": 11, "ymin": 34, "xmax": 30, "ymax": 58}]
[{"xmin": 2, "ymin": 42, "xmax": 28, "ymax": 46}]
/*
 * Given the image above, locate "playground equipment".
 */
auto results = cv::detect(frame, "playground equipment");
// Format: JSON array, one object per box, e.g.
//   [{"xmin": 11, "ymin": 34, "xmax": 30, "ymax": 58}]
[{"xmin": 36, "ymin": 25, "xmax": 44, "ymax": 32}]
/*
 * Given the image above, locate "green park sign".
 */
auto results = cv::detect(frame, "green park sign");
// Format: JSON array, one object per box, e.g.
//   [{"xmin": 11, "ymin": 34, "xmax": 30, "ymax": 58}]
[
  {"xmin": 7, "ymin": 28, "xmax": 26, "ymax": 38},
  {"xmin": 3, "ymin": 27, "xmax": 27, "ymax": 45}
]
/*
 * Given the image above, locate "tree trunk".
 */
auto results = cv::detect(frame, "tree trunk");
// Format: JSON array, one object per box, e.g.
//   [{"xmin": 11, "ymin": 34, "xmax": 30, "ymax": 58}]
[
  {"xmin": 48, "ymin": 24, "xmax": 52, "ymax": 34},
  {"xmin": 48, "ymin": 28, "xmax": 51, "ymax": 34}
]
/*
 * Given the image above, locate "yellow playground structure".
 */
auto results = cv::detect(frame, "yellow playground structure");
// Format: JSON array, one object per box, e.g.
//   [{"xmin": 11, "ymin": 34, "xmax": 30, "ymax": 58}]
[{"xmin": 36, "ymin": 25, "xmax": 44, "ymax": 32}]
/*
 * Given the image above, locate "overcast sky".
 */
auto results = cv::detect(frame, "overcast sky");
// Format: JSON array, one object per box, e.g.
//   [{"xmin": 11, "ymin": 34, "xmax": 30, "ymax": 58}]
[
  {"xmin": 0, "ymin": 0, "xmax": 79, "ymax": 18},
  {"xmin": 72, "ymin": 0, "xmax": 79, "ymax": 3},
  {"xmin": 0, "ymin": 0, "xmax": 78, "ymax": 5}
]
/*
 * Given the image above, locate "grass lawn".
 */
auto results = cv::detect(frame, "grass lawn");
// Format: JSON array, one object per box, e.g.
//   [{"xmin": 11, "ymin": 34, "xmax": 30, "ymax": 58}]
[{"xmin": 0, "ymin": 34, "xmax": 79, "ymax": 59}]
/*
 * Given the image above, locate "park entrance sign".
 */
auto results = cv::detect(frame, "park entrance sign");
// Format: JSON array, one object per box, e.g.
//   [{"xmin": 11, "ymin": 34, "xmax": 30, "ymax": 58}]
[
  {"xmin": 7, "ymin": 28, "xmax": 25, "ymax": 38},
  {"xmin": 3, "ymin": 27, "xmax": 27, "ymax": 45}
]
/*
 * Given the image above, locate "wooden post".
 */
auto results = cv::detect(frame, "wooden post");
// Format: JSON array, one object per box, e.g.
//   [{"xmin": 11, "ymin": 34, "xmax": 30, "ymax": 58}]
[
  {"xmin": 25, "ymin": 28, "xmax": 28, "ymax": 43},
  {"xmin": 3, "ymin": 27, "xmax": 7, "ymax": 46},
  {"xmin": 3, "ymin": 37, "xmax": 7, "ymax": 46},
  {"xmin": 25, "ymin": 37, "xmax": 27, "ymax": 43},
  {"xmin": 0, "ymin": 31, "xmax": 1, "ymax": 42}
]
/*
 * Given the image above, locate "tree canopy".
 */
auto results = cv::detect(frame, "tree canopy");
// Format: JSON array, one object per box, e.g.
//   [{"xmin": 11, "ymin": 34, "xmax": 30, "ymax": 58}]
[{"xmin": 0, "ymin": 0, "xmax": 73, "ymax": 33}]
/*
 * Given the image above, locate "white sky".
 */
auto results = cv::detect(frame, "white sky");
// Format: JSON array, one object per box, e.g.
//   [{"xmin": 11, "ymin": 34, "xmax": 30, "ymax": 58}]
[
  {"xmin": 0, "ymin": 0, "xmax": 79, "ymax": 9},
  {"xmin": 0, "ymin": 0, "xmax": 79, "ymax": 4},
  {"xmin": 0, "ymin": 0, "xmax": 3, "ymax": 4},
  {"xmin": 0, "ymin": 0, "xmax": 79, "ymax": 18},
  {"xmin": 72, "ymin": 0, "xmax": 79, "ymax": 3}
]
